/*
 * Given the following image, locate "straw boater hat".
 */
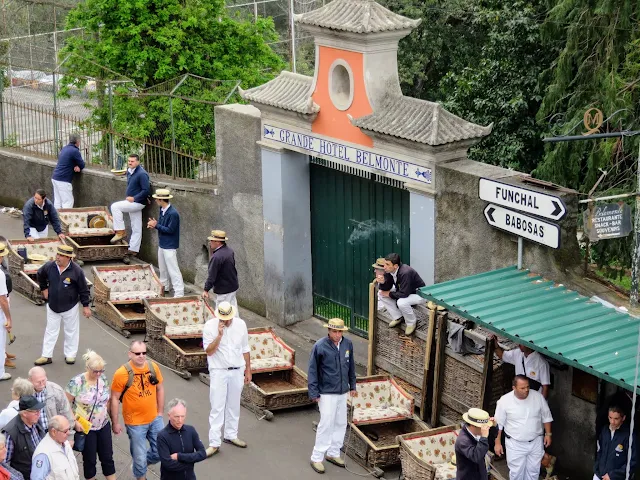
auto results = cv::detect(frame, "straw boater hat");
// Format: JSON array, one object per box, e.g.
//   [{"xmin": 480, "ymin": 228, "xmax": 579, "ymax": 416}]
[
  {"xmin": 462, "ymin": 408, "xmax": 494, "ymax": 428},
  {"xmin": 372, "ymin": 258, "xmax": 386, "ymax": 269},
  {"xmin": 152, "ymin": 188, "xmax": 173, "ymax": 200},
  {"xmin": 215, "ymin": 301, "xmax": 236, "ymax": 321},
  {"xmin": 323, "ymin": 318, "xmax": 349, "ymax": 332},
  {"xmin": 56, "ymin": 244, "xmax": 76, "ymax": 258},
  {"xmin": 207, "ymin": 230, "xmax": 228, "ymax": 242},
  {"xmin": 0, "ymin": 243, "xmax": 8, "ymax": 257}
]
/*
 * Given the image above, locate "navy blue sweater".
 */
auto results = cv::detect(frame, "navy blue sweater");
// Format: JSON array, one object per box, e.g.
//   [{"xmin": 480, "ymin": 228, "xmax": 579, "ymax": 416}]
[
  {"xmin": 155, "ymin": 205, "xmax": 180, "ymax": 249},
  {"xmin": 389, "ymin": 264, "xmax": 426, "ymax": 300},
  {"xmin": 594, "ymin": 424, "xmax": 637, "ymax": 480},
  {"xmin": 307, "ymin": 336, "xmax": 356, "ymax": 399},
  {"xmin": 52, "ymin": 143, "xmax": 85, "ymax": 183},
  {"xmin": 455, "ymin": 426, "xmax": 489, "ymax": 480},
  {"xmin": 37, "ymin": 260, "xmax": 90, "ymax": 313},
  {"xmin": 204, "ymin": 244, "xmax": 238, "ymax": 294},
  {"xmin": 157, "ymin": 423, "xmax": 206, "ymax": 480},
  {"xmin": 126, "ymin": 166, "xmax": 151, "ymax": 205},
  {"xmin": 23, "ymin": 198, "xmax": 62, "ymax": 237}
]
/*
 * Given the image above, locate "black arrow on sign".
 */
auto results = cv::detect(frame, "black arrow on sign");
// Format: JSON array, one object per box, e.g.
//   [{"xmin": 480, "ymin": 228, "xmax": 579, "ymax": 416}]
[
  {"xmin": 486, "ymin": 206, "xmax": 495, "ymax": 222},
  {"xmin": 551, "ymin": 201, "xmax": 562, "ymax": 218}
]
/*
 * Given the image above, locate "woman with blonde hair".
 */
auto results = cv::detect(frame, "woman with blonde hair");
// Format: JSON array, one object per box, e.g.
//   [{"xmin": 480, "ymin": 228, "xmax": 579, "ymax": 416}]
[
  {"xmin": 65, "ymin": 349, "xmax": 115, "ymax": 480},
  {"xmin": 0, "ymin": 378, "xmax": 34, "ymax": 429}
]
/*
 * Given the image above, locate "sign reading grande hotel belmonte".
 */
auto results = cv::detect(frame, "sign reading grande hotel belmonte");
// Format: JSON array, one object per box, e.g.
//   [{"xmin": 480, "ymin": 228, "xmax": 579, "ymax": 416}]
[{"xmin": 263, "ymin": 124, "xmax": 433, "ymax": 185}]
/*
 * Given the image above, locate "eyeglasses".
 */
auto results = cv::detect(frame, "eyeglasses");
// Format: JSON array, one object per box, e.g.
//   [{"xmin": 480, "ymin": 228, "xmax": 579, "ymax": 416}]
[
  {"xmin": 130, "ymin": 351, "xmax": 147, "ymax": 356},
  {"xmin": 56, "ymin": 428, "xmax": 71, "ymax": 434},
  {"xmin": 92, "ymin": 369, "xmax": 105, "ymax": 374}
]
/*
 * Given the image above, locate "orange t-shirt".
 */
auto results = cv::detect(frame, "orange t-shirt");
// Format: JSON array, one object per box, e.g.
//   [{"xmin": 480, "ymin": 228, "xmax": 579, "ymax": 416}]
[{"xmin": 111, "ymin": 361, "xmax": 163, "ymax": 426}]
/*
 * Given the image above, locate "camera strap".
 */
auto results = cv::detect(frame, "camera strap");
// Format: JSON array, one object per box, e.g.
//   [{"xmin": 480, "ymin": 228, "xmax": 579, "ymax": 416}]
[{"xmin": 119, "ymin": 360, "xmax": 159, "ymax": 403}]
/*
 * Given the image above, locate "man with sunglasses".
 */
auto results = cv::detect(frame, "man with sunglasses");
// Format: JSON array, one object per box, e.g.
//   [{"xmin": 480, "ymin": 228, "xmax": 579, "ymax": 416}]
[
  {"xmin": 31, "ymin": 415, "xmax": 79, "ymax": 480},
  {"xmin": 110, "ymin": 341, "xmax": 165, "ymax": 480}
]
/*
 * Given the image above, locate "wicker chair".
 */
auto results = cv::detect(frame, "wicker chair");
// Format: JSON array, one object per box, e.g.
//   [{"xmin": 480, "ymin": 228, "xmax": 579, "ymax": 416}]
[
  {"xmin": 8, "ymin": 238, "xmax": 63, "ymax": 305},
  {"xmin": 397, "ymin": 426, "xmax": 459, "ymax": 480},
  {"xmin": 92, "ymin": 264, "xmax": 163, "ymax": 336},
  {"xmin": 58, "ymin": 207, "xmax": 129, "ymax": 263},
  {"xmin": 349, "ymin": 375, "xmax": 415, "ymax": 425}
]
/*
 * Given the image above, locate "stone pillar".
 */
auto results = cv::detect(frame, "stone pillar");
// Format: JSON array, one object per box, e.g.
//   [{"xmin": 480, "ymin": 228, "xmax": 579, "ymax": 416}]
[
  {"xmin": 409, "ymin": 190, "xmax": 435, "ymax": 285},
  {"xmin": 261, "ymin": 143, "xmax": 313, "ymax": 326}
]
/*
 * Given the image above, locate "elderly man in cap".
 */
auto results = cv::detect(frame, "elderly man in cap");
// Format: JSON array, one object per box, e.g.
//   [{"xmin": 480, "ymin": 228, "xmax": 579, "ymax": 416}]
[
  {"xmin": 147, "ymin": 188, "xmax": 184, "ymax": 298},
  {"xmin": 109, "ymin": 154, "xmax": 150, "ymax": 259},
  {"xmin": 51, "ymin": 133, "xmax": 85, "ymax": 209},
  {"xmin": 202, "ymin": 301, "xmax": 250, "ymax": 456},
  {"xmin": 23, "ymin": 189, "xmax": 65, "ymax": 242},
  {"xmin": 1, "ymin": 395, "xmax": 46, "ymax": 479},
  {"xmin": 202, "ymin": 230, "xmax": 238, "ymax": 310},
  {"xmin": 31, "ymin": 415, "xmax": 79, "ymax": 480},
  {"xmin": 455, "ymin": 408, "xmax": 494, "ymax": 480},
  {"xmin": 494, "ymin": 375, "xmax": 553, "ymax": 480},
  {"xmin": 0, "ymin": 243, "xmax": 12, "ymax": 381},
  {"xmin": 34, "ymin": 245, "xmax": 91, "ymax": 366},
  {"xmin": 308, "ymin": 318, "xmax": 356, "ymax": 474}
]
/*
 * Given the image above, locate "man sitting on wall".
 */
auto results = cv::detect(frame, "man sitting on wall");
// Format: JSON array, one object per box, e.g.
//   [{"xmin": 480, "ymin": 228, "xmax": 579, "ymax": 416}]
[
  {"xmin": 593, "ymin": 405, "xmax": 637, "ymax": 480},
  {"xmin": 377, "ymin": 253, "xmax": 425, "ymax": 336}
]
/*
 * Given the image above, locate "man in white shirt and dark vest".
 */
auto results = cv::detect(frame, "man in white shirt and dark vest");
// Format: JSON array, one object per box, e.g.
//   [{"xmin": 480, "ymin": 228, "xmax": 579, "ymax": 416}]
[
  {"xmin": 202, "ymin": 301, "xmax": 250, "ymax": 456},
  {"xmin": 492, "ymin": 336, "xmax": 551, "ymax": 398},
  {"xmin": 31, "ymin": 415, "xmax": 79, "ymax": 480},
  {"xmin": 494, "ymin": 375, "xmax": 553, "ymax": 480}
]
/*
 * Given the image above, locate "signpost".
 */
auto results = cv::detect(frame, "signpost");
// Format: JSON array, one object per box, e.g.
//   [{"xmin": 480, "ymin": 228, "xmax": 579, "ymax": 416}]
[
  {"xmin": 484, "ymin": 204, "xmax": 560, "ymax": 249},
  {"xmin": 583, "ymin": 203, "xmax": 633, "ymax": 242},
  {"xmin": 479, "ymin": 178, "xmax": 567, "ymax": 221}
]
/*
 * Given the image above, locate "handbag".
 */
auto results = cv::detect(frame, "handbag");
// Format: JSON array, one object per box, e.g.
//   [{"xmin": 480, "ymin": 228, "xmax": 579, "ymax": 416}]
[{"xmin": 73, "ymin": 379, "xmax": 100, "ymax": 452}]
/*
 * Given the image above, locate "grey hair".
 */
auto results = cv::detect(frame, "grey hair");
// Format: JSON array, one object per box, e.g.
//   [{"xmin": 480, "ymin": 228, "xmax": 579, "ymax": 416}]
[
  {"xmin": 12, "ymin": 378, "xmax": 34, "ymax": 398},
  {"xmin": 0, "ymin": 433, "xmax": 5, "ymax": 447},
  {"xmin": 49, "ymin": 415, "xmax": 67, "ymax": 432},
  {"xmin": 167, "ymin": 398, "xmax": 187, "ymax": 412},
  {"xmin": 69, "ymin": 133, "xmax": 80, "ymax": 144}
]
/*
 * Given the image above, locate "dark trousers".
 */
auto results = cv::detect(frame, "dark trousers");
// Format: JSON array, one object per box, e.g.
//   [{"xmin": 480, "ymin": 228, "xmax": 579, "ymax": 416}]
[{"xmin": 82, "ymin": 421, "xmax": 116, "ymax": 479}]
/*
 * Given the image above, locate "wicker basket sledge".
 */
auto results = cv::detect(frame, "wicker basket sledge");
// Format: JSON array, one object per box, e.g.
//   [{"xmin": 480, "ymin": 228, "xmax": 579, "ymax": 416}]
[
  {"xmin": 144, "ymin": 296, "xmax": 214, "ymax": 379},
  {"xmin": 397, "ymin": 426, "xmax": 458, "ymax": 480},
  {"xmin": 58, "ymin": 207, "xmax": 129, "ymax": 262},
  {"xmin": 92, "ymin": 264, "xmax": 163, "ymax": 337}
]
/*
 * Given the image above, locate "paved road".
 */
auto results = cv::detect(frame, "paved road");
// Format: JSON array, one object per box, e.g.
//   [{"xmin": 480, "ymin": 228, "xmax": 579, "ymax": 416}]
[{"xmin": 0, "ymin": 211, "xmax": 378, "ymax": 480}]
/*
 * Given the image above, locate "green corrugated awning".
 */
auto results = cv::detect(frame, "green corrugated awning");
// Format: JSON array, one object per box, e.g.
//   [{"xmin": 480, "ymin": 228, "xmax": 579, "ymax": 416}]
[{"xmin": 418, "ymin": 266, "xmax": 640, "ymax": 391}]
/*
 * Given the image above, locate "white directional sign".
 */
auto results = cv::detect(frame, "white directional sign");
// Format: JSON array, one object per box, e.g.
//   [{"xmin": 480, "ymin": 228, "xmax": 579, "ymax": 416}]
[
  {"xmin": 484, "ymin": 204, "xmax": 560, "ymax": 249},
  {"xmin": 479, "ymin": 178, "xmax": 567, "ymax": 221}
]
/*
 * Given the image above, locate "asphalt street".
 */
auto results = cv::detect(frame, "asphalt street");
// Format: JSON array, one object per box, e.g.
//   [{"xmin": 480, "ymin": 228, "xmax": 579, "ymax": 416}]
[{"xmin": 0, "ymin": 211, "xmax": 378, "ymax": 480}]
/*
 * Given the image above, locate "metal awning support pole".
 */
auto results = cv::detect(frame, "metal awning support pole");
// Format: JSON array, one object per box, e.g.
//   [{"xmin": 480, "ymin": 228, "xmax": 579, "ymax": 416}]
[
  {"xmin": 632, "ymin": 142, "xmax": 640, "ymax": 308},
  {"xmin": 625, "ymin": 323, "xmax": 640, "ymax": 479},
  {"xmin": 517, "ymin": 237, "xmax": 523, "ymax": 269}
]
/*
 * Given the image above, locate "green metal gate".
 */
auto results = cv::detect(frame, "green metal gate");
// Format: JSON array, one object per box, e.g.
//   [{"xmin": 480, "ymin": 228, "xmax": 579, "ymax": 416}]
[{"xmin": 310, "ymin": 159, "xmax": 410, "ymax": 338}]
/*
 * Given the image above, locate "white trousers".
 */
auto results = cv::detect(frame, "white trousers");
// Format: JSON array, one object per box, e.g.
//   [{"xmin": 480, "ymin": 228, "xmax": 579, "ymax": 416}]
[
  {"xmin": 215, "ymin": 291, "xmax": 238, "ymax": 311},
  {"xmin": 378, "ymin": 293, "xmax": 425, "ymax": 326},
  {"xmin": 51, "ymin": 179, "xmax": 74, "ymax": 208},
  {"xmin": 158, "ymin": 248, "xmax": 184, "ymax": 297},
  {"xmin": 28, "ymin": 226, "xmax": 49, "ymax": 239},
  {"xmin": 208, "ymin": 368, "xmax": 244, "ymax": 447},
  {"xmin": 0, "ymin": 308, "xmax": 6, "ymax": 377},
  {"xmin": 505, "ymin": 436, "xmax": 544, "ymax": 480},
  {"xmin": 311, "ymin": 393, "xmax": 348, "ymax": 462},
  {"xmin": 110, "ymin": 200, "xmax": 145, "ymax": 252},
  {"xmin": 42, "ymin": 303, "xmax": 80, "ymax": 358}
]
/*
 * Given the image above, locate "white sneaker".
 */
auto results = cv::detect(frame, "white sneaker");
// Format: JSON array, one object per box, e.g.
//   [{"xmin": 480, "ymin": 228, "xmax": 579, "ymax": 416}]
[{"xmin": 0, "ymin": 373, "xmax": 12, "ymax": 381}]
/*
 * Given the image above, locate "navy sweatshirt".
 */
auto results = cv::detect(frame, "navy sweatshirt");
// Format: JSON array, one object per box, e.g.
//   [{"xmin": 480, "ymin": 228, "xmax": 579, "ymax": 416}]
[
  {"xmin": 155, "ymin": 205, "xmax": 180, "ymax": 249},
  {"xmin": 204, "ymin": 244, "xmax": 238, "ymax": 294},
  {"xmin": 307, "ymin": 336, "xmax": 356, "ymax": 399},
  {"xmin": 157, "ymin": 423, "xmax": 206, "ymax": 480},
  {"xmin": 23, "ymin": 197, "xmax": 62, "ymax": 237},
  {"xmin": 52, "ymin": 143, "xmax": 85, "ymax": 183},
  {"xmin": 389, "ymin": 263, "xmax": 426, "ymax": 300},
  {"xmin": 37, "ymin": 260, "xmax": 90, "ymax": 313},
  {"xmin": 594, "ymin": 424, "xmax": 637, "ymax": 480},
  {"xmin": 126, "ymin": 165, "xmax": 151, "ymax": 205}
]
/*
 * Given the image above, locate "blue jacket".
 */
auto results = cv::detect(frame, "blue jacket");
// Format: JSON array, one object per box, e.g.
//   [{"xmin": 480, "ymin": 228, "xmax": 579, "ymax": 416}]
[
  {"xmin": 157, "ymin": 423, "xmax": 206, "ymax": 480},
  {"xmin": 455, "ymin": 426, "xmax": 488, "ymax": 480},
  {"xmin": 204, "ymin": 244, "xmax": 238, "ymax": 294},
  {"xmin": 156, "ymin": 205, "xmax": 180, "ymax": 249},
  {"xmin": 52, "ymin": 143, "xmax": 85, "ymax": 183},
  {"xmin": 23, "ymin": 198, "xmax": 62, "ymax": 237},
  {"xmin": 36, "ymin": 260, "xmax": 90, "ymax": 313},
  {"xmin": 126, "ymin": 165, "xmax": 151, "ymax": 205},
  {"xmin": 594, "ymin": 424, "xmax": 637, "ymax": 480},
  {"xmin": 308, "ymin": 335, "xmax": 356, "ymax": 399}
]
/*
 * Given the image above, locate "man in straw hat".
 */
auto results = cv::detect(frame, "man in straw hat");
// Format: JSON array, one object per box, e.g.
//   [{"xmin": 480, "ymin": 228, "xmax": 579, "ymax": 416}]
[
  {"xmin": 494, "ymin": 375, "xmax": 553, "ymax": 480},
  {"xmin": 0, "ymin": 243, "xmax": 12, "ymax": 381},
  {"xmin": 109, "ymin": 154, "xmax": 150, "ymax": 258},
  {"xmin": 147, "ymin": 188, "xmax": 184, "ymax": 297},
  {"xmin": 308, "ymin": 318, "xmax": 356, "ymax": 474},
  {"xmin": 455, "ymin": 408, "xmax": 494, "ymax": 480},
  {"xmin": 34, "ymin": 244, "xmax": 91, "ymax": 366},
  {"xmin": 202, "ymin": 301, "xmax": 250, "ymax": 456},
  {"xmin": 372, "ymin": 258, "xmax": 393, "ymax": 312},
  {"xmin": 202, "ymin": 230, "xmax": 238, "ymax": 310}
]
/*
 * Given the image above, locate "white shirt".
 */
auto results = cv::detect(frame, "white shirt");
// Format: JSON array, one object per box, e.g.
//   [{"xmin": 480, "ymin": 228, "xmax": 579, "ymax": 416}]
[
  {"xmin": 502, "ymin": 349, "xmax": 551, "ymax": 386},
  {"xmin": 202, "ymin": 316, "xmax": 250, "ymax": 370},
  {"xmin": 0, "ymin": 268, "xmax": 7, "ymax": 297},
  {"xmin": 0, "ymin": 399, "xmax": 18, "ymax": 430},
  {"xmin": 494, "ymin": 390, "xmax": 553, "ymax": 441},
  {"xmin": 161, "ymin": 204, "xmax": 170, "ymax": 215}
]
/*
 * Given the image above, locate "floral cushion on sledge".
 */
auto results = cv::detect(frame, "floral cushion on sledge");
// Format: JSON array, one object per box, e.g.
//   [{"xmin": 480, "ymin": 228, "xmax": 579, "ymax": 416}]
[
  {"xmin": 66, "ymin": 227, "xmax": 114, "ymax": 236},
  {"xmin": 402, "ymin": 431, "xmax": 458, "ymax": 465},
  {"xmin": 248, "ymin": 329, "xmax": 294, "ymax": 373},
  {"xmin": 111, "ymin": 290, "xmax": 161, "ymax": 302},
  {"xmin": 151, "ymin": 300, "xmax": 205, "ymax": 327},
  {"xmin": 11, "ymin": 240, "xmax": 60, "ymax": 267},
  {"xmin": 59, "ymin": 210, "xmax": 114, "ymax": 235},
  {"xmin": 96, "ymin": 267, "xmax": 162, "ymax": 298},
  {"xmin": 433, "ymin": 462, "xmax": 456, "ymax": 480},
  {"xmin": 166, "ymin": 324, "xmax": 205, "ymax": 337},
  {"xmin": 351, "ymin": 377, "xmax": 413, "ymax": 425}
]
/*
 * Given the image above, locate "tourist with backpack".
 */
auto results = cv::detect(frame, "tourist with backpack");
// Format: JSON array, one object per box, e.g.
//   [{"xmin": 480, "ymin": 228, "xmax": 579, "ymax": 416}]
[{"xmin": 109, "ymin": 341, "xmax": 165, "ymax": 480}]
